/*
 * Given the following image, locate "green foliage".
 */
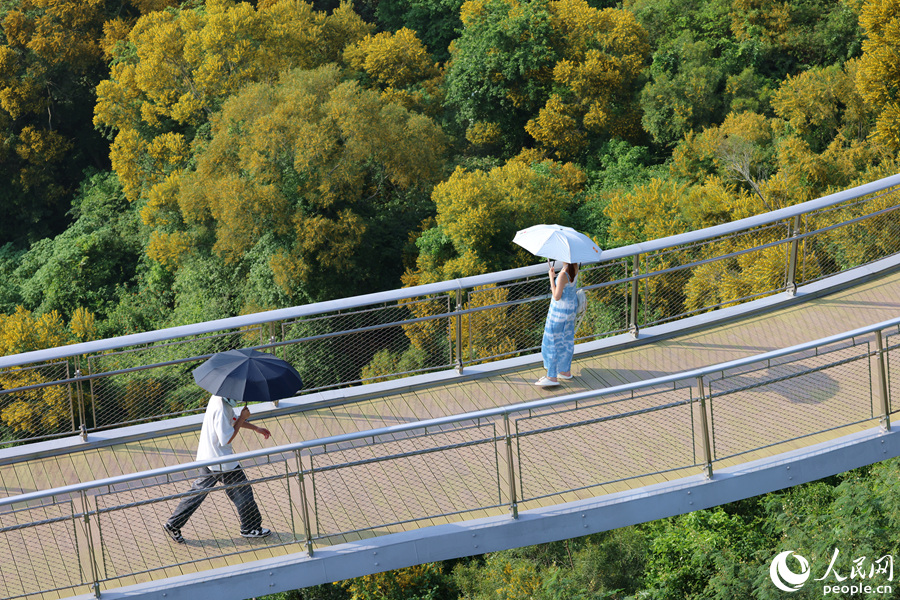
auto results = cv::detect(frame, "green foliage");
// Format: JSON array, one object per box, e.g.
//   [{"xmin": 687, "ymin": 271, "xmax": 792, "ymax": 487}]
[
  {"xmin": 6, "ymin": 171, "xmax": 142, "ymax": 321},
  {"xmin": 376, "ymin": 0, "xmax": 463, "ymax": 61},
  {"xmin": 640, "ymin": 34, "xmax": 731, "ymax": 147},
  {"xmin": 632, "ymin": 0, "xmax": 865, "ymax": 148},
  {"xmin": 343, "ymin": 563, "xmax": 457, "ymax": 600},
  {"xmin": 445, "ymin": 0, "xmax": 557, "ymax": 155}
]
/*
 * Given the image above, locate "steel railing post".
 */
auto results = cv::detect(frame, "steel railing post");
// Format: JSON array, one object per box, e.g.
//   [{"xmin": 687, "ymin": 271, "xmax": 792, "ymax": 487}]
[
  {"xmin": 629, "ymin": 253, "xmax": 641, "ymax": 338},
  {"xmin": 455, "ymin": 289, "xmax": 464, "ymax": 374},
  {"xmin": 75, "ymin": 356, "xmax": 88, "ymax": 441},
  {"xmin": 68, "ymin": 358, "xmax": 77, "ymax": 436},
  {"xmin": 269, "ymin": 323, "xmax": 281, "ymax": 407},
  {"xmin": 696, "ymin": 377, "xmax": 714, "ymax": 479},
  {"xmin": 785, "ymin": 215, "xmax": 801, "ymax": 295},
  {"xmin": 504, "ymin": 414, "xmax": 518, "ymax": 518},
  {"xmin": 875, "ymin": 331, "xmax": 891, "ymax": 431},
  {"xmin": 296, "ymin": 452, "xmax": 315, "ymax": 556},
  {"xmin": 80, "ymin": 491, "xmax": 102, "ymax": 598}
]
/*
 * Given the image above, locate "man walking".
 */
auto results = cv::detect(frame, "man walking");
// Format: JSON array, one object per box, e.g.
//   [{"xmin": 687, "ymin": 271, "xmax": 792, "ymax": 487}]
[{"xmin": 164, "ymin": 395, "xmax": 272, "ymax": 543}]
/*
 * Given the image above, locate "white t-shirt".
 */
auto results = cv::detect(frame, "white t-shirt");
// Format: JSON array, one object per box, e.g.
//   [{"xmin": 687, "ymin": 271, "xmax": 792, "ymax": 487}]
[{"xmin": 195, "ymin": 395, "xmax": 239, "ymax": 471}]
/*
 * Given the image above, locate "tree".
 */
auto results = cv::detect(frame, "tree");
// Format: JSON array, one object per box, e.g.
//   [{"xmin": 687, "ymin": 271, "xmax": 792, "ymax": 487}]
[
  {"xmin": 375, "ymin": 0, "xmax": 464, "ymax": 62},
  {"xmin": 93, "ymin": 0, "xmax": 374, "ymax": 204},
  {"xmin": 526, "ymin": 1, "xmax": 649, "ymax": 158},
  {"xmin": 7, "ymin": 172, "xmax": 143, "ymax": 321},
  {"xmin": 405, "ymin": 152, "xmax": 588, "ymax": 285},
  {"xmin": 150, "ymin": 63, "xmax": 446, "ymax": 303},
  {"xmin": 344, "ymin": 27, "xmax": 443, "ymax": 115},
  {"xmin": 639, "ymin": 34, "xmax": 728, "ymax": 148},
  {"xmin": 0, "ymin": 306, "xmax": 96, "ymax": 438},
  {"xmin": 0, "ymin": 0, "xmax": 104, "ymax": 246},
  {"xmin": 772, "ymin": 59, "xmax": 873, "ymax": 152},
  {"xmin": 0, "ymin": 0, "xmax": 178, "ymax": 248},
  {"xmin": 445, "ymin": 0, "xmax": 558, "ymax": 155},
  {"xmin": 856, "ymin": 0, "xmax": 900, "ymax": 152},
  {"xmin": 342, "ymin": 562, "xmax": 457, "ymax": 600}
]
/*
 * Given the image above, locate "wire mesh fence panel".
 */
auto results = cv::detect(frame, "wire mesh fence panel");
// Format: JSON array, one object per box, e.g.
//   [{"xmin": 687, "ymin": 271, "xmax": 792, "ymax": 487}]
[
  {"xmin": 93, "ymin": 458, "xmax": 299, "ymax": 586},
  {"xmin": 282, "ymin": 296, "xmax": 454, "ymax": 393},
  {"xmin": 0, "ymin": 498, "xmax": 86, "ymax": 599},
  {"xmin": 707, "ymin": 343, "xmax": 876, "ymax": 461},
  {"xmin": 801, "ymin": 187, "xmax": 900, "ymax": 283},
  {"xmin": 576, "ymin": 259, "xmax": 631, "ymax": 341},
  {"xmin": 639, "ymin": 221, "xmax": 793, "ymax": 328},
  {"xmin": 86, "ymin": 328, "xmax": 264, "ymax": 431},
  {"xmin": 463, "ymin": 276, "xmax": 549, "ymax": 365},
  {"xmin": 514, "ymin": 386, "xmax": 698, "ymax": 502},
  {"xmin": 0, "ymin": 361, "xmax": 74, "ymax": 448},
  {"xmin": 308, "ymin": 422, "xmax": 502, "ymax": 541}
]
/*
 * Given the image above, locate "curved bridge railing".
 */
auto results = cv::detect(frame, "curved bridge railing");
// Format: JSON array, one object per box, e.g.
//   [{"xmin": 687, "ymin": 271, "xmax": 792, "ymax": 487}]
[
  {"xmin": 2, "ymin": 313, "xmax": 900, "ymax": 599},
  {"xmin": 1, "ymin": 174, "xmax": 899, "ymax": 447}
]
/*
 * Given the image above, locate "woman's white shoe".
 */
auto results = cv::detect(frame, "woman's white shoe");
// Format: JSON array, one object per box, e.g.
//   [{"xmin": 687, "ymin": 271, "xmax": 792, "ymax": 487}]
[{"xmin": 535, "ymin": 376, "xmax": 560, "ymax": 387}]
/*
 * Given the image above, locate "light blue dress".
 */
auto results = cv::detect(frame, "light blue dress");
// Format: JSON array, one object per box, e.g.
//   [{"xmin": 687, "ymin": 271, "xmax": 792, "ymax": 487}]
[{"xmin": 541, "ymin": 273, "xmax": 577, "ymax": 378}]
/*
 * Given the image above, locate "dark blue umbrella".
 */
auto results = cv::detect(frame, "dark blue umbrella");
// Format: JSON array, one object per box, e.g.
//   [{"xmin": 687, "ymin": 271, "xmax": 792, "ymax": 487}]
[{"xmin": 192, "ymin": 348, "xmax": 303, "ymax": 404}]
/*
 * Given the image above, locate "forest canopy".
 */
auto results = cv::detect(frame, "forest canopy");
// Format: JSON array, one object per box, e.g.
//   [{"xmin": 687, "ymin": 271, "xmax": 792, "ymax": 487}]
[{"xmin": 0, "ymin": 0, "xmax": 895, "ymax": 335}]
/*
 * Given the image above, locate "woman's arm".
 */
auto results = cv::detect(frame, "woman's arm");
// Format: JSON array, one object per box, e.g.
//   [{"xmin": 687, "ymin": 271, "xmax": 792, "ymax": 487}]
[{"xmin": 549, "ymin": 266, "xmax": 569, "ymax": 301}]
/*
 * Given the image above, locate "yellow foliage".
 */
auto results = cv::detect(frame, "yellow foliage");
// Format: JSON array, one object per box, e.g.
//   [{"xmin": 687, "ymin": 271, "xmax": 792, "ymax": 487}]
[
  {"xmin": 460, "ymin": 0, "xmax": 493, "ymax": 27},
  {"xmin": 153, "ymin": 63, "xmax": 446, "ymax": 293},
  {"xmin": 4, "ymin": 0, "xmax": 105, "ymax": 67},
  {"xmin": 0, "ymin": 76, "xmax": 42, "ymax": 120},
  {"xmin": 605, "ymin": 178, "xmax": 691, "ymax": 246},
  {"xmin": 856, "ymin": 0, "xmax": 900, "ymax": 151},
  {"xmin": 0, "ymin": 307, "xmax": 70, "ymax": 355},
  {"xmin": 0, "ymin": 306, "xmax": 88, "ymax": 435},
  {"xmin": 774, "ymin": 133, "xmax": 883, "ymax": 191},
  {"xmin": 0, "ymin": 377, "xmax": 69, "ymax": 434},
  {"xmin": 94, "ymin": 0, "xmax": 373, "ymax": 203},
  {"xmin": 526, "ymin": 2, "xmax": 649, "ymax": 157},
  {"xmin": 69, "ymin": 307, "xmax": 98, "ymax": 342},
  {"xmin": 345, "ymin": 27, "xmax": 436, "ymax": 89},
  {"xmin": 772, "ymin": 60, "xmax": 873, "ymax": 142},
  {"xmin": 526, "ymin": 93, "xmax": 587, "ymax": 157},
  {"xmin": 146, "ymin": 230, "xmax": 194, "ymax": 269},
  {"xmin": 466, "ymin": 120, "xmax": 503, "ymax": 147},
  {"xmin": 343, "ymin": 563, "xmax": 446, "ymax": 599},
  {"xmin": 101, "ymin": 18, "xmax": 135, "ymax": 59},
  {"xmin": 14, "ymin": 126, "xmax": 71, "ymax": 164}
]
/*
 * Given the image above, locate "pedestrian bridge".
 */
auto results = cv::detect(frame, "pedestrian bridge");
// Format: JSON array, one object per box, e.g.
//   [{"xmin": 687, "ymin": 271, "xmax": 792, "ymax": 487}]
[{"xmin": 2, "ymin": 174, "xmax": 900, "ymax": 600}]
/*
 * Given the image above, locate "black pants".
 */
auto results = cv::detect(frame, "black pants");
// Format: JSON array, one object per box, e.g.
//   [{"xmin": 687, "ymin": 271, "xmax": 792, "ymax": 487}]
[{"xmin": 166, "ymin": 466, "xmax": 262, "ymax": 532}]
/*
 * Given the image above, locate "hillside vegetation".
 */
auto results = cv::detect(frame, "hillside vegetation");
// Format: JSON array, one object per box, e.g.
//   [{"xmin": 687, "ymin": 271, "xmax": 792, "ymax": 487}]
[
  {"xmin": 0, "ymin": 0, "xmax": 897, "ymax": 345},
  {"xmin": 2, "ymin": 0, "xmax": 900, "ymax": 596}
]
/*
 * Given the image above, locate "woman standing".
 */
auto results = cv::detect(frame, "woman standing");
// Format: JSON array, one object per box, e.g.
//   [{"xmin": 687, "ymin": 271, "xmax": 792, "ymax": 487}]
[{"xmin": 536, "ymin": 261, "xmax": 579, "ymax": 387}]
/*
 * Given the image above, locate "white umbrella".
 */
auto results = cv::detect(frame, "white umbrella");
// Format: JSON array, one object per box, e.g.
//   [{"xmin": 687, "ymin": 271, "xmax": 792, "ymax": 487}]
[{"xmin": 513, "ymin": 224, "xmax": 601, "ymax": 264}]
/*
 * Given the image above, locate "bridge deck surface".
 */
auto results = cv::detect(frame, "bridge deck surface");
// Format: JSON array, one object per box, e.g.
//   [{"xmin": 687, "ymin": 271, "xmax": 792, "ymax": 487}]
[{"xmin": 4, "ymin": 267, "xmax": 900, "ymax": 599}]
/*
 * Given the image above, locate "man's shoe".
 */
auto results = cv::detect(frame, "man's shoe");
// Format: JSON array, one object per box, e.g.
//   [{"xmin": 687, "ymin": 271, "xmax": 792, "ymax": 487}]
[
  {"xmin": 164, "ymin": 522, "xmax": 185, "ymax": 544},
  {"xmin": 240, "ymin": 527, "xmax": 271, "ymax": 539}
]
